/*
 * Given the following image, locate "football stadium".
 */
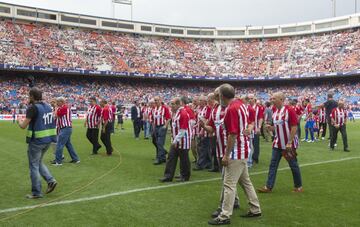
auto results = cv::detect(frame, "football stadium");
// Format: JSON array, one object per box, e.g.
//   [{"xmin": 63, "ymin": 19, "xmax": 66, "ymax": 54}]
[{"xmin": 0, "ymin": 0, "xmax": 359, "ymax": 226}]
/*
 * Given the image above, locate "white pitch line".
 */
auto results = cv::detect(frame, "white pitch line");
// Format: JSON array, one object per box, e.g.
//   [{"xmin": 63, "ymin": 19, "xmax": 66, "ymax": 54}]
[{"xmin": 0, "ymin": 156, "xmax": 359, "ymax": 215}]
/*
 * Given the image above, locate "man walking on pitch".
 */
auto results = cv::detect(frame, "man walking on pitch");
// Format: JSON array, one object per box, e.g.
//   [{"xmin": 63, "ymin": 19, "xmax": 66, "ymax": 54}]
[
  {"xmin": 52, "ymin": 97, "xmax": 80, "ymax": 165},
  {"xmin": 160, "ymin": 97, "xmax": 192, "ymax": 182},
  {"xmin": 100, "ymin": 100, "xmax": 114, "ymax": 155},
  {"xmin": 17, "ymin": 87, "xmax": 58, "ymax": 198},
  {"xmin": 85, "ymin": 97, "xmax": 102, "ymax": 155},
  {"xmin": 258, "ymin": 92, "xmax": 303, "ymax": 193},
  {"xmin": 208, "ymin": 84, "xmax": 261, "ymax": 225}
]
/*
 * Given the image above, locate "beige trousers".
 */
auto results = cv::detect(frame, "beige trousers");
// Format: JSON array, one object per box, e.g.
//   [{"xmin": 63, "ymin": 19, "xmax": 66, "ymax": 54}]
[{"xmin": 220, "ymin": 159, "xmax": 261, "ymax": 220}]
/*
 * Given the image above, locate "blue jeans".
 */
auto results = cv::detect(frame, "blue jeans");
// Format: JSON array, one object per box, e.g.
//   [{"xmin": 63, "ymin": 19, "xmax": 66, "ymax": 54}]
[
  {"xmin": 28, "ymin": 143, "xmax": 55, "ymax": 196},
  {"xmin": 143, "ymin": 120, "xmax": 150, "ymax": 138},
  {"xmin": 55, "ymin": 127, "xmax": 79, "ymax": 163},
  {"xmin": 155, "ymin": 126, "xmax": 167, "ymax": 162},
  {"xmin": 266, "ymin": 148, "xmax": 302, "ymax": 189}
]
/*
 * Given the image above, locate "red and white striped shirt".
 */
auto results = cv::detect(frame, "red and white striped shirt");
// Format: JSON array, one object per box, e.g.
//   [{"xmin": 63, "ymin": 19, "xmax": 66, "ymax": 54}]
[
  {"xmin": 86, "ymin": 104, "xmax": 102, "ymax": 129},
  {"xmin": 331, "ymin": 108, "xmax": 347, "ymax": 126},
  {"xmin": 197, "ymin": 105, "xmax": 212, "ymax": 137},
  {"xmin": 252, "ymin": 104, "xmax": 264, "ymax": 131},
  {"xmin": 56, "ymin": 104, "xmax": 72, "ymax": 129},
  {"xmin": 142, "ymin": 106, "xmax": 152, "ymax": 121},
  {"xmin": 272, "ymin": 105, "xmax": 299, "ymax": 150},
  {"xmin": 152, "ymin": 105, "xmax": 171, "ymax": 126},
  {"xmin": 223, "ymin": 99, "xmax": 253, "ymax": 160},
  {"xmin": 318, "ymin": 107, "xmax": 326, "ymax": 123},
  {"xmin": 209, "ymin": 103, "xmax": 227, "ymax": 158},
  {"xmin": 101, "ymin": 105, "xmax": 113, "ymax": 124},
  {"xmin": 171, "ymin": 107, "xmax": 192, "ymax": 149}
]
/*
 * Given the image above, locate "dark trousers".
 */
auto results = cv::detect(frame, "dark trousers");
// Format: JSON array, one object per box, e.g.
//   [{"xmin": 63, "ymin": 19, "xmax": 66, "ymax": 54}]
[
  {"xmin": 330, "ymin": 125, "xmax": 348, "ymax": 149},
  {"xmin": 86, "ymin": 128, "xmax": 101, "ymax": 154},
  {"xmin": 210, "ymin": 137, "xmax": 219, "ymax": 170},
  {"xmin": 327, "ymin": 118, "xmax": 333, "ymax": 140},
  {"xmin": 196, "ymin": 137, "xmax": 211, "ymax": 169},
  {"xmin": 133, "ymin": 119, "xmax": 141, "ymax": 138},
  {"xmin": 266, "ymin": 148, "xmax": 302, "ymax": 189},
  {"xmin": 297, "ymin": 119, "xmax": 301, "ymax": 139},
  {"xmin": 252, "ymin": 134, "xmax": 260, "ymax": 163},
  {"xmin": 319, "ymin": 122, "xmax": 327, "ymax": 138},
  {"xmin": 100, "ymin": 124, "xmax": 113, "ymax": 154},
  {"xmin": 155, "ymin": 126, "xmax": 167, "ymax": 162},
  {"xmin": 151, "ymin": 128, "xmax": 158, "ymax": 158},
  {"xmin": 164, "ymin": 147, "xmax": 191, "ymax": 180}
]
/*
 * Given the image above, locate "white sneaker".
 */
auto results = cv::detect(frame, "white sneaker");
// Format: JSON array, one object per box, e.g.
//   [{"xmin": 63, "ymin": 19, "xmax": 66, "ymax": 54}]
[
  {"xmin": 334, "ymin": 143, "xmax": 337, "ymax": 147},
  {"xmin": 322, "ymin": 137, "xmax": 325, "ymax": 140},
  {"xmin": 301, "ymin": 139, "xmax": 306, "ymax": 142}
]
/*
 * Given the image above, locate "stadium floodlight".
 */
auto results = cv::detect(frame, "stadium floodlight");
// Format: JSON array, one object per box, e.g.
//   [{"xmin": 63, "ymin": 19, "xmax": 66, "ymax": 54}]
[{"xmin": 111, "ymin": 0, "xmax": 133, "ymax": 20}]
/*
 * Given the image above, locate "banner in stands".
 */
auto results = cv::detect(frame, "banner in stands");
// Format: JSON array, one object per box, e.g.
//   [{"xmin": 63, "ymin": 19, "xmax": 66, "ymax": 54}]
[
  {"xmin": 0, "ymin": 64, "xmax": 359, "ymax": 81},
  {"xmin": 0, "ymin": 114, "xmax": 86, "ymax": 121}
]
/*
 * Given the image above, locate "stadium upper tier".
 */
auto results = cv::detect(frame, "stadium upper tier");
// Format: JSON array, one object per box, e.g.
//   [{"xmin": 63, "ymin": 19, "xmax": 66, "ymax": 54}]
[{"xmin": 0, "ymin": 2, "xmax": 359, "ymax": 80}]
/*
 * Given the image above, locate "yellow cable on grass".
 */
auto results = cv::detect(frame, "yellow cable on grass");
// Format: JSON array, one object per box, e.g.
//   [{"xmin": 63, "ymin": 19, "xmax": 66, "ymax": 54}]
[{"xmin": 0, "ymin": 147, "xmax": 122, "ymax": 222}]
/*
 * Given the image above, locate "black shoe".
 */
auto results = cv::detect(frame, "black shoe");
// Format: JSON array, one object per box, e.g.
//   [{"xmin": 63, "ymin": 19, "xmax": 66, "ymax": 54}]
[
  {"xmin": 211, "ymin": 208, "xmax": 222, "ymax": 218},
  {"xmin": 91, "ymin": 152, "xmax": 98, "ymax": 155},
  {"xmin": 208, "ymin": 217, "xmax": 230, "ymax": 225},
  {"xmin": 26, "ymin": 194, "xmax": 43, "ymax": 199},
  {"xmin": 240, "ymin": 211, "xmax": 262, "ymax": 218},
  {"xmin": 208, "ymin": 168, "xmax": 219, "ymax": 173},
  {"xmin": 174, "ymin": 175, "xmax": 181, "ymax": 179},
  {"xmin": 176, "ymin": 178, "xmax": 189, "ymax": 183},
  {"xmin": 154, "ymin": 160, "xmax": 164, "ymax": 165},
  {"xmin": 94, "ymin": 145, "xmax": 102, "ymax": 154},
  {"xmin": 50, "ymin": 160, "xmax": 62, "ymax": 166},
  {"xmin": 233, "ymin": 203, "xmax": 240, "ymax": 209},
  {"xmin": 69, "ymin": 160, "xmax": 80, "ymax": 164},
  {"xmin": 159, "ymin": 177, "xmax": 172, "ymax": 183},
  {"xmin": 46, "ymin": 181, "xmax": 57, "ymax": 194},
  {"xmin": 344, "ymin": 148, "xmax": 350, "ymax": 152}
]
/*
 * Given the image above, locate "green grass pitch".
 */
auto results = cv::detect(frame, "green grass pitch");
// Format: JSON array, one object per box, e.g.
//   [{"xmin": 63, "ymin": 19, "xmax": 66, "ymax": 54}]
[{"xmin": 0, "ymin": 120, "xmax": 359, "ymax": 226}]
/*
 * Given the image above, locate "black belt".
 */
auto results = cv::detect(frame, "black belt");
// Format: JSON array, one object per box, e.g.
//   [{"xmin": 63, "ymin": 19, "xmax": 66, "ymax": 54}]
[{"xmin": 60, "ymin": 126, "xmax": 72, "ymax": 129}]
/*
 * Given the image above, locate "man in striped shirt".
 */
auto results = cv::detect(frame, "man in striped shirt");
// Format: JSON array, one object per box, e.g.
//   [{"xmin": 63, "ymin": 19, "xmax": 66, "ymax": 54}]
[
  {"xmin": 330, "ymin": 101, "xmax": 349, "ymax": 152},
  {"xmin": 194, "ymin": 95, "xmax": 212, "ymax": 171},
  {"xmin": 100, "ymin": 100, "xmax": 113, "ymax": 155},
  {"xmin": 51, "ymin": 97, "xmax": 80, "ymax": 166},
  {"xmin": 258, "ymin": 92, "xmax": 303, "ymax": 193},
  {"xmin": 152, "ymin": 96, "xmax": 171, "ymax": 165},
  {"xmin": 248, "ymin": 94, "xmax": 264, "ymax": 164},
  {"xmin": 209, "ymin": 84, "xmax": 261, "ymax": 225},
  {"xmin": 200, "ymin": 87, "xmax": 240, "ymax": 219},
  {"xmin": 85, "ymin": 97, "xmax": 102, "ymax": 155},
  {"xmin": 160, "ymin": 97, "xmax": 192, "ymax": 182}
]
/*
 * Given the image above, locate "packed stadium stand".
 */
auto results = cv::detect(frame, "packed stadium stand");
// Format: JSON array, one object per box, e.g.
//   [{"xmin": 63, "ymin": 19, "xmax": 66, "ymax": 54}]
[{"xmin": 0, "ymin": 19, "xmax": 359, "ymax": 77}]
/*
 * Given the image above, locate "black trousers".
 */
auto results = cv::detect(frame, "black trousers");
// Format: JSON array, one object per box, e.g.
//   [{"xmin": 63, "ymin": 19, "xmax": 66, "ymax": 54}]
[
  {"xmin": 330, "ymin": 124, "xmax": 348, "ymax": 149},
  {"xmin": 196, "ymin": 137, "xmax": 211, "ymax": 169},
  {"xmin": 210, "ymin": 137, "xmax": 219, "ymax": 170},
  {"xmin": 133, "ymin": 119, "xmax": 141, "ymax": 138},
  {"xmin": 100, "ymin": 124, "xmax": 113, "ymax": 154},
  {"xmin": 164, "ymin": 146, "xmax": 191, "ymax": 181},
  {"xmin": 297, "ymin": 120, "xmax": 301, "ymax": 139},
  {"xmin": 319, "ymin": 122, "xmax": 327, "ymax": 138},
  {"xmin": 86, "ymin": 128, "xmax": 101, "ymax": 154},
  {"xmin": 252, "ymin": 134, "xmax": 260, "ymax": 162}
]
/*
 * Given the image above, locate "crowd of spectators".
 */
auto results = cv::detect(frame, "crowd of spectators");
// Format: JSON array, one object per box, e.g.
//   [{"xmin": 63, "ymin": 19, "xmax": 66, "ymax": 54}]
[
  {"xmin": 0, "ymin": 76, "xmax": 359, "ymax": 114},
  {"xmin": 0, "ymin": 19, "xmax": 359, "ymax": 77}
]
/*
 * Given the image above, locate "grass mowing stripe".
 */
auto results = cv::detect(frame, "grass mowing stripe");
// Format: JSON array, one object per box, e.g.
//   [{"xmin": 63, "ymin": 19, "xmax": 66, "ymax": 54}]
[{"xmin": 1, "ymin": 155, "xmax": 359, "ymax": 216}]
